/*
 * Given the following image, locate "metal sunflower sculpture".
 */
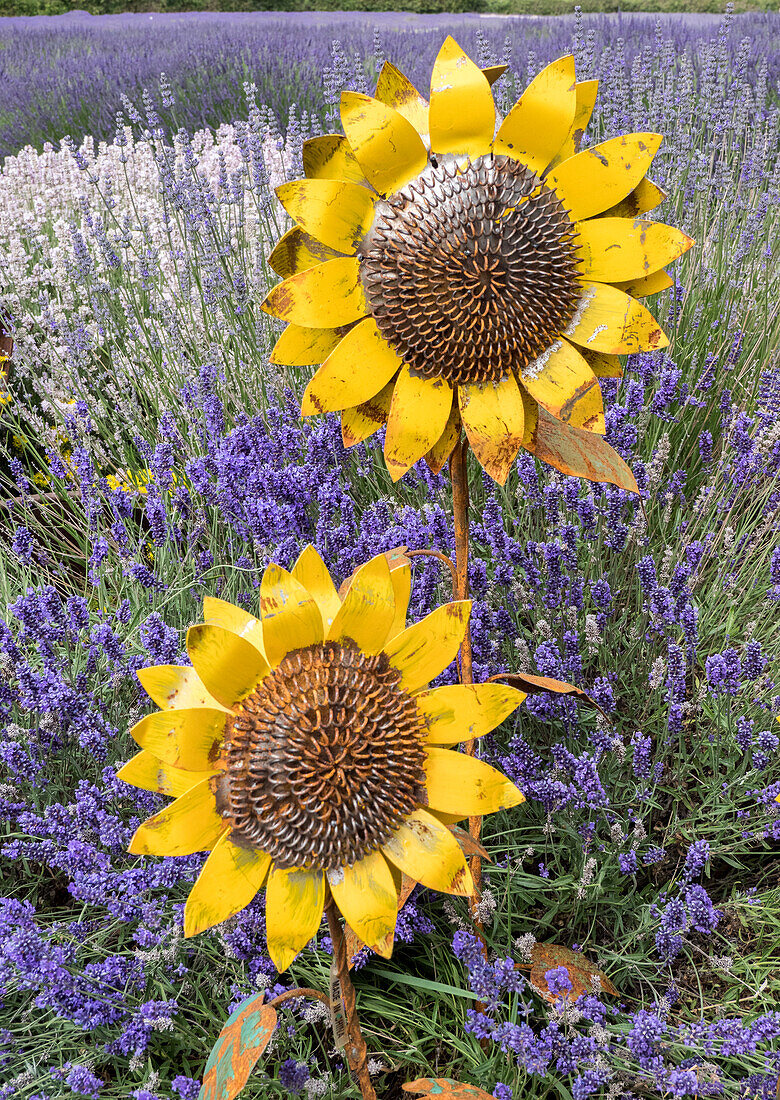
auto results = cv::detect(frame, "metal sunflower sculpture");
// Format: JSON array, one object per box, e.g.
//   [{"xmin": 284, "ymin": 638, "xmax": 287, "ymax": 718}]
[
  {"xmin": 261, "ymin": 38, "xmax": 693, "ymax": 485},
  {"xmin": 118, "ymin": 546, "xmax": 525, "ymax": 972}
]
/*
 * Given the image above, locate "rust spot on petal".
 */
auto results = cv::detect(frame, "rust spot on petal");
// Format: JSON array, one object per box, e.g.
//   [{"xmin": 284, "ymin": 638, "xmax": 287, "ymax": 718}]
[{"xmin": 450, "ymin": 864, "xmax": 471, "ymax": 893}]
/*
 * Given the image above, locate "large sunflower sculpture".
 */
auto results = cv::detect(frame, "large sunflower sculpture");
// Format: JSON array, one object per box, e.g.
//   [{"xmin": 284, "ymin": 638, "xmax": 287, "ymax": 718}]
[
  {"xmin": 261, "ymin": 39, "xmax": 693, "ymax": 485},
  {"xmin": 118, "ymin": 547, "xmax": 525, "ymax": 971}
]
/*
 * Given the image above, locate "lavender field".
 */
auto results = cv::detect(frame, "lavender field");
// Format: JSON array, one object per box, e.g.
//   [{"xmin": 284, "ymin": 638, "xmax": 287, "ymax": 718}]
[
  {"xmin": 1, "ymin": 8, "xmax": 780, "ymax": 1100},
  {"xmin": 1, "ymin": 9, "xmax": 779, "ymax": 158}
]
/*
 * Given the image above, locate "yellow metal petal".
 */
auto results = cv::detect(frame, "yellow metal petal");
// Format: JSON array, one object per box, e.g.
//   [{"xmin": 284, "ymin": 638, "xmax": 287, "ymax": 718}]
[
  {"xmin": 546, "ymin": 133, "xmax": 662, "ymax": 221},
  {"xmin": 268, "ymin": 227, "xmax": 342, "ymax": 280},
  {"xmin": 341, "ymin": 91, "xmax": 428, "ymax": 195},
  {"xmin": 613, "ymin": 269, "xmax": 674, "ymax": 298},
  {"xmin": 265, "ymin": 866, "xmax": 325, "ymax": 972},
  {"xmin": 291, "ymin": 545, "xmax": 342, "ymax": 633},
  {"xmin": 424, "ymin": 401, "xmax": 461, "ymax": 476},
  {"xmin": 275, "ymin": 179, "xmax": 375, "ymax": 254},
  {"xmin": 384, "ymin": 601, "xmax": 470, "ymax": 695},
  {"xmin": 458, "ymin": 374, "xmax": 525, "ymax": 486},
  {"xmin": 424, "ymin": 746, "xmax": 525, "ymax": 815},
  {"xmin": 521, "ymin": 340, "xmax": 602, "ymax": 430},
  {"xmin": 580, "ymin": 347, "xmax": 623, "ymax": 378},
  {"xmin": 565, "ymin": 282, "xmax": 669, "ymax": 354},
  {"xmin": 341, "ymin": 379, "xmax": 394, "ymax": 448},
  {"xmin": 381, "ymin": 808, "xmax": 472, "ymax": 896},
  {"xmin": 301, "ymin": 318, "xmax": 402, "ymax": 416},
  {"xmin": 493, "ymin": 55, "xmax": 576, "ymax": 174},
  {"xmin": 416, "ymin": 683, "xmax": 526, "ymax": 745},
  {"xmin": 302, "ymin": 134, "xmax": 366, "ymax": 184},
  {"xmin": 136, "ymin": 665, "xmax": 228, "ymax": 712},
  {"xmin": 547, "ymin": 79, "xmax": 598, "ymax": 170},
  {"xmin": 117, "ymin": 749, "xmax": 216, "ymax": 797},
  {"xmin": 601, "ymin": 176, "xmax": 666, "ymax": 218},
  {"xmin": 260, "ymin": 563, "xmax": 324, "ymax": 668},
  {"xmin": 130, "ymin": 707, "xmax": 227, "ymax": 770},
  {"xmin": 116, "ymin": 749, "xmax": 170, "ymax": 793},
  {"xmin": 128, "ymin": 778, "xmax": 225, "ymax": 856},
  {"xmin": 429, "ymin": 36, "xmax": 495, "ymax": 158},
  {"xmin": 261, "ymin": 258, "xmax": 367, "ymax": 329},
  {"xmin": 328, "ymin": 554, "xmax": 395, "ymax": 654},
  {"xmin": 184, "ymin": 833, "xmax": 271, "ymax": 938},
  {"xmin": 388, "ymin": 561, "xmax": 411, "ymax": 643},
  {"xmin": 384, "ymin": 368, "xmax": 453, "ymax": 483},
  {"xmin": 328, "ymin": 850, "xmax": 397, "ymax": 958},
  {"xmin": 204, "ymin": 596, "xmax": 265, "ymax": 655},
  {"xmin": 374, "ymin": 60, "xmax": 429, "ymax": 138},
  {"xmin": 575, "ymin": 217, "xmax": 693, "ymax": 283},
  {"xmin": 270, "ymin": 324, "xmax": 344, "ymax": 368},
  {"xmin": 427, "ymin": 808, "xmax": 468, "ymax": 826},
  {"xmin": 186, "ymin": 624, "xmax": 269, "ymax": 709},
  {"xmin": 482, "ymin": 64, "xmax": 508, "ymax": 86}
]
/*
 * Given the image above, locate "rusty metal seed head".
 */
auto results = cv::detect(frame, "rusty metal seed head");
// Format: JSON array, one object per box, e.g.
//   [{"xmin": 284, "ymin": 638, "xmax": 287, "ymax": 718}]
[
  {"xmin": 219, "ymin": 641, "xmax": 428, "ymax": 870},
  {"xmin": 360, "ymin": 155, "xmax": 582, "ymax": 386}
]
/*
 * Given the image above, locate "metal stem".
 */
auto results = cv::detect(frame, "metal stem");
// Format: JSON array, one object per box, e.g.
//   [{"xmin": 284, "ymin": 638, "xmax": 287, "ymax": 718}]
[
  {"xmin": 325, "ymin": 898, "xmax": 377, "ymax": 1100},
  {"xmin": 406, "ymin": 548, "xmax": 457, "ymax": 590},
  {"xmin": 266, "ymin": 987, "xmax": 332, "ymax": 1011},
  {"xmin": 448, "ymin": 436, "xmax": 482, "ymax": 897}
]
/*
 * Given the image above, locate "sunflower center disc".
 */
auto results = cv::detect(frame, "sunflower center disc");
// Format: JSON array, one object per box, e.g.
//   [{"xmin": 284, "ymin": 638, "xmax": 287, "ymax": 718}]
[
  {"xmin": 220, "ymin": 641, "xmax": 428, "ymax": 871},
  {"xmin": 360, "ymin": 155, "xmax": 582, "ymax": 386}
]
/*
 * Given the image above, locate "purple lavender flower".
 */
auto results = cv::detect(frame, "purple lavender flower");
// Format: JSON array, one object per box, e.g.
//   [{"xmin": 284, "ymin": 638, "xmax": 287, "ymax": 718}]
[
  {"xmin": 279, "ymin": 1059, "xmax": 310, "ymax": 1095},
  {"xmin": 64, "ymin": 1065, "xmax": 103, "ymax": 1098},
  {"xmin": 544, "ymin": 966, "xmax": 574, "ymax": 996},
  {"xmin": 171, "ymin": 1079, "xmax": 201, "ymax": 1100}
]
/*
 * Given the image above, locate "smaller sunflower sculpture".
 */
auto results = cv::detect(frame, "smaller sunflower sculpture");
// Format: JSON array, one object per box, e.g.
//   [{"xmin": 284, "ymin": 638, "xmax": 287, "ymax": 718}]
[
  {"xmin": 262, "ymin": 39, "xmax": 693, "ymax": 485},
  {"xmin": 118, "ymin": 547, "xmax": 525, "ymax": 971}
]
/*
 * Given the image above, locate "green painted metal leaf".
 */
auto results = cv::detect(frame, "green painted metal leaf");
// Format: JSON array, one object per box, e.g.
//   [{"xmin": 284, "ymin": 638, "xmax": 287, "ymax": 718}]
[
  {"xmin": 403, "ymin": 1079, "xmax": 495, "ymax": 1099},
  {"xmin": 199, "ymin": 997, "xmax": 278, "ymax": 1100}
]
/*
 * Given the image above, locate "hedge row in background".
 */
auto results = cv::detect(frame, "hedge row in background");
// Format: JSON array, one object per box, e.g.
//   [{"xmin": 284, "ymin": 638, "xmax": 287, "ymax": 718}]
[{"xmin": 0, "ymin": 0, "xmax": 775, "ymax": 16}]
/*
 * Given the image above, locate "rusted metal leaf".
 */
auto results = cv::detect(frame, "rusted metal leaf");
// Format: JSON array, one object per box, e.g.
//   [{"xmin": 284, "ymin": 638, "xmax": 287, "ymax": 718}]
[
  {"xmin": 481, "ymin": 64, "xmax": 508, "ymax": 86},
  {"xmin": 449, "ymin": 824, "xmax": 492, "ymax": 862},
  {"xmin": 338, "ymin": 545, "xmax": 410, "ymax": 599},
  {"xmin": 345, "ymin": 872, "xmax": 417, "ymax": 968},
  {"xmin": 526, "ymin": 404, "xmax": 639, "ymax": 493},
  {"xmin": 199, "ymin": 998, "xmax": 277, "ymax": 1100},
  {"xmin": 489, "ymin": 671, "xmax": 609, "ymax": 721},
  {"xmin": 403, "ymin": 1079, "xmax": 495, "ymax": 1099},
  {"xmin": 529, "ymin": 942, "xmax": 618, "ymax": 1004}
]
